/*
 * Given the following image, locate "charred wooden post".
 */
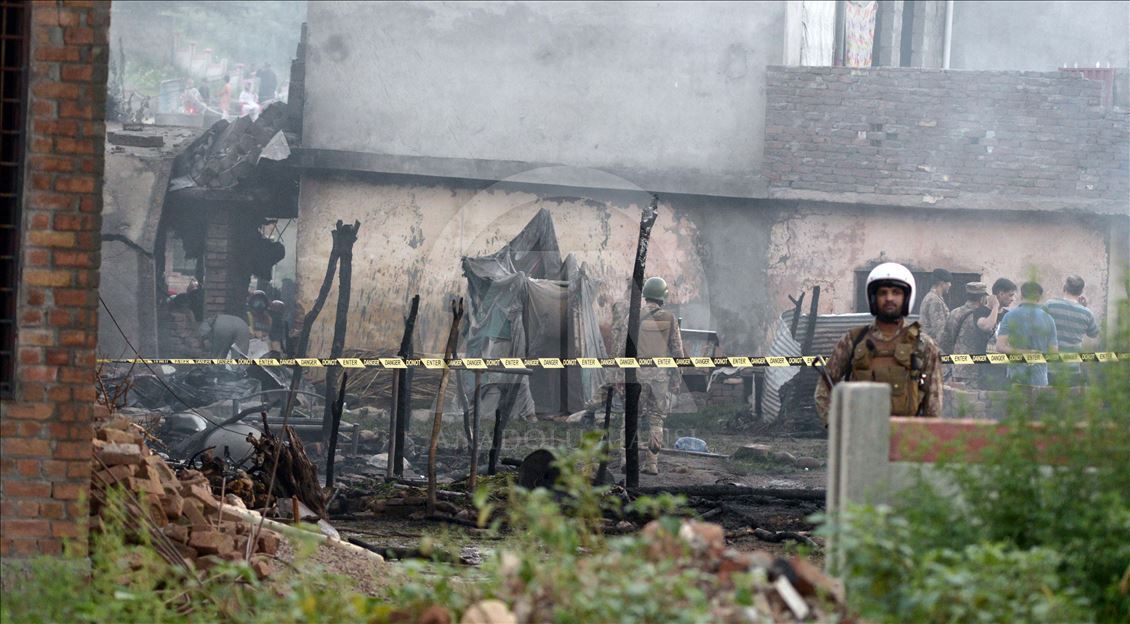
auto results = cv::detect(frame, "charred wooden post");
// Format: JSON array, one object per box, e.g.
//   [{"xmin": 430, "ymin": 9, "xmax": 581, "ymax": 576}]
[
  {"xmin": 386, "ymin": 370, "xmax": 399, "ymax": 481},
  {"xmin": 322, "ymin": 220, "xmax": 361, "ymax": 445},
  {"xmin": 488, "ymin": 407, "xmax": 504, "ymax": 475},
  {"xmin": 394, "ymin": 295, "xmax": 420, "ymax": 477},
  {"xmin": 281, "ymin": 227, "xmax": 342, "ymax": 422},
  {"xmin": 467, "ymin": 369, "xmax": 483, "ymax": 490},
  {"xmin": 595, "ymin": 385, "xmax": 615, "ymax": 483},
  {"xmin": 788, "ymin": 292, "xmax": 806, "ymax": 337},
  {"xmin": 427, "ymin": 298, "xmax": 464, "ymax": 515},
  {"xmin": 324, "ymin": 372, "xmax": 349, "ymax": 488},
  {"xmin": 623, "ymin": 194, "xmax": 659, "ymax": 488}
]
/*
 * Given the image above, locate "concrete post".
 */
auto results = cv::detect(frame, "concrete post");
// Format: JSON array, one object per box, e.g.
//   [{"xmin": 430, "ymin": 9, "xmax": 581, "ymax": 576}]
[{"xmin": 826, "ymin": 382, "xmax": 891, "ymax": 574}]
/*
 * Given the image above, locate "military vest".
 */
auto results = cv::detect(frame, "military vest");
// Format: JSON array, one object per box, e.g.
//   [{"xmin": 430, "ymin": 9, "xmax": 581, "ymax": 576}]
[
  {"xmin": 637, "ymin": 306, "xmax": 677, "ymax": 359},
  {"xmin": 845, "ymin": 322, "xmax": 928, "ymax": 417}
]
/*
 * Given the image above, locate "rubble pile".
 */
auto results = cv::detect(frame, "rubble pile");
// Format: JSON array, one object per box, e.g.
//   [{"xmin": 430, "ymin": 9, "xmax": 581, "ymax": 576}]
[
  {"xmin": 91, "ymin": 418, "xmax": 283, "ymax": 578},
  {"xmin": 657, "ymin": 520, "xmax": 845, "ymax": 621}
]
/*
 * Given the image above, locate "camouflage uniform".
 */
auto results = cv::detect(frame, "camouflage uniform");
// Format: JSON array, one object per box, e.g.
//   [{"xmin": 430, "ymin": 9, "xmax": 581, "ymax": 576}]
[
  {"xmin": 612, "ymin": 300, "xmax": 685, "ymax": 474},
  {"xmin": 814, "ymin": 319, "xmax": 943, "ymax": 426},
  {"xmin": 918, "ymin": 290, "xmax": 949, "ymax": 344}
]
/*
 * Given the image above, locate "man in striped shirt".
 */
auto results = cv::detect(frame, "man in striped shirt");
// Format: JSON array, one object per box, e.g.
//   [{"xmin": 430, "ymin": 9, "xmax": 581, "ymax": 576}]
[{"xmin": 1045, "ymin": 275, "xmax": 1100, "ymax": 385}]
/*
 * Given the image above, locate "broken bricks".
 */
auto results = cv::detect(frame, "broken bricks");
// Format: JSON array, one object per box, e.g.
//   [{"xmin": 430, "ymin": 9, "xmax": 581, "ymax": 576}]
[
  {"xmin": 90, "ymin": 421, "xmax": 283, "ymax": 577},
  {"xmin": 637, "ymin": 518, "xmax": 845, "ymax": 619}
]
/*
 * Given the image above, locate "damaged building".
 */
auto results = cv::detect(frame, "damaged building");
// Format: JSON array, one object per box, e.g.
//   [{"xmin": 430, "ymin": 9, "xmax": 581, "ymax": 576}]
[
  {"xmin": 288, "ymin": 1, "xmax": 1129, "ymax": 375},
  {"xmin": 98, "ymin": 101, "xmax": 302, "ymax": 359}
]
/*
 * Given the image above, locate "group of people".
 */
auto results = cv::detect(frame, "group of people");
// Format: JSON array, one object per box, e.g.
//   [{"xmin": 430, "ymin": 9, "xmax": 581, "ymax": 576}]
[
  {"xmin": 180, "ymin": 63, "xmax": 279, "ymax": 122},
  {"xmin": 814, "ymin": 263, "xmax": 1102, "ymax": 426},
  {"xmin": 919, "ymin": 268, "xmax": 1099, "ymax": 388},
  {"xmin": 167, "ymin": 282, "xmax": 303, "ymax": 360}
]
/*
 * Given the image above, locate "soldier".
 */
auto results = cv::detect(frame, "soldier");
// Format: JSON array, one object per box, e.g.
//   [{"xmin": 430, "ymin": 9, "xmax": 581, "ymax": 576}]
[
  {"xmin": 197, "ymin": 314, "xmax": 251, "ymax": 359},
  {"xmin": 814, "ymin": 262, "xmax": 943, "ymax": 425},
  {"xmin": 615, "ymin": 276, "xmax": 686, "ymax": 475},
  {"xmin": 245, "ymin": 290, "xmax": 271, "ymax": 341},
  {"xmin": 919, "ymin": 268, "xmax": 952, "ymax": 343}
]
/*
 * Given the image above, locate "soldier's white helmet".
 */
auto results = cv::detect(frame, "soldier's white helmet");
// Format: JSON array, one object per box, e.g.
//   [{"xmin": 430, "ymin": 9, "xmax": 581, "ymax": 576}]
[{"xmin": 866, "ymin": 262, "xmax": 916, "ymax": 316}]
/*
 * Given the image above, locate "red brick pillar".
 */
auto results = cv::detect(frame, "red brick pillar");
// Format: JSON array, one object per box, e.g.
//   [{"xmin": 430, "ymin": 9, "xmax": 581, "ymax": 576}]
[
  {"xmin": 1, "ymin": 1, "xmax": 110, "ymax": 559},
  {"xmin": 202, "ymin": 206, "xmax": 250, "ymax": 318}
]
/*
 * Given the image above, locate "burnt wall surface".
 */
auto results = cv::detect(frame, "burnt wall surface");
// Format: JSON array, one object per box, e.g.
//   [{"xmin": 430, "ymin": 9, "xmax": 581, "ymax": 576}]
[
  {"xmin": 765, "ymin": 67, "xmax": 1130, "ymax": 214},
  {"xmin": 302, "ymin": 1, "xmax": 786, "ymax": 197},
  {"xmin": 295, "ymin": 174, "xmax": 778, "ymax": 360}
]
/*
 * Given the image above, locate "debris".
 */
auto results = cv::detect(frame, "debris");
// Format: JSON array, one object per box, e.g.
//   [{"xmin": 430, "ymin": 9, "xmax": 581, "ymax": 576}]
[
  {"xmin": 752, "ymin": 527, "xmax": 819, "ymax": 547},
  {"xmin": 795, "ymin": 456, "xmax": 822, "ymax": 469},
  {"xmin": 674, "ymin": 437, "xmax": 709, "ymax": 453},
  {"xmin": 633, "ymin": 519, "xmax": 843, "ymax": 619},
  {"xmin": 246, "ymin": 414, "xmax": 328, "ymax": 519},
  {"xmin": 730, "ymin": 443, "xmax": 772, "ymax": 462},
  {"xmin": 90, "ymin": 418, "xmax": 282, "ymax": 577},
  {"xmin": 774, "ymin": 576, "xmax": 811, "ymax": 620},
  {"xmin": 461, "ymin": 600, "xmax": 517, "ymax": 624},
  {"xmin": 107, "ymin": 130, "xmax": 164, "ymax": 148}
]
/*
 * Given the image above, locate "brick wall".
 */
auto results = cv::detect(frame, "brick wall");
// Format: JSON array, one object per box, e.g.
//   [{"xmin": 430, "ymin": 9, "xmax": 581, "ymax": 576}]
[
  {"xmin": 1, "ymin": 1, "xmax": 110, "ymax": 558},
  {"xmin": 765, "ymin": 67, "xmax": 1130, "ymax": 214}
]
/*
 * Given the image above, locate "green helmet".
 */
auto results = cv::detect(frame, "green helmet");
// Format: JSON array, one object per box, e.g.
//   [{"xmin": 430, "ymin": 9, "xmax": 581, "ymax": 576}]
[{"xmin": 642, "ymin": 276, "xmax": 668, "ymax": 302}]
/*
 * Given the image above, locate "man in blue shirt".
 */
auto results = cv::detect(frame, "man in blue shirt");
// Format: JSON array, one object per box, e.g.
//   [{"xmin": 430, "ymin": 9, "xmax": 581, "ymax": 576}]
[
  {"xmin": 1045, "ymin": 275, "xmax": 1101, "ymax": 386},
  {"xmin": 995, "ymin": 281, "xmax": 1058, "ymax": 386}
]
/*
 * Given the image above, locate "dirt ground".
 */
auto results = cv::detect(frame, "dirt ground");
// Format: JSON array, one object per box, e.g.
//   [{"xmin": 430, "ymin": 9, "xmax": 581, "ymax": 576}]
[{"xmin": 314, "ymin": 429, "xmax": 828, "ymax": 590}]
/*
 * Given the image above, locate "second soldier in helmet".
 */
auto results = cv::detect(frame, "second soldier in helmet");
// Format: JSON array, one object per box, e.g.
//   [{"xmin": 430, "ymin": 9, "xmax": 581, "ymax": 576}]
[{"xmin": 613, "ymin": 276, "xmax": 686, "ymax": 475}]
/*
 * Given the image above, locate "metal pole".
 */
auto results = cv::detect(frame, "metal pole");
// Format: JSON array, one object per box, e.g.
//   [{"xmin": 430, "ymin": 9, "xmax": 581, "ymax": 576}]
[{"xmin": 468, "ymin": 370, "xmax": 483, "ymax": 490}]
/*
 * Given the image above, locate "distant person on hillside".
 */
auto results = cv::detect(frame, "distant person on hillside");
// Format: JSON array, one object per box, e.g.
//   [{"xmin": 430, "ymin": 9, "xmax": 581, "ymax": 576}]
[
  {"xmin": 181, "ymin": 78, "xmax": 203, "ymax": 115},
  {"xmin": 256, "ymin": 63, "xmax": 278, "ymax": 102},
  {"xmin": 218, "ymin": 74, "xmax": 232, "ymax": 120},
  {"xmin": 239, "ymin": 79, "xmax": 260, "ymax": 121}
]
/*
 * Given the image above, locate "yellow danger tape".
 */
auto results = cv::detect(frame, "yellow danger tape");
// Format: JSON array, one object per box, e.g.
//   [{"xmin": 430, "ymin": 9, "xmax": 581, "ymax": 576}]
[{"xmin": 95, "ymin": 352, "xmax": 1127, "ymax": 369}]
